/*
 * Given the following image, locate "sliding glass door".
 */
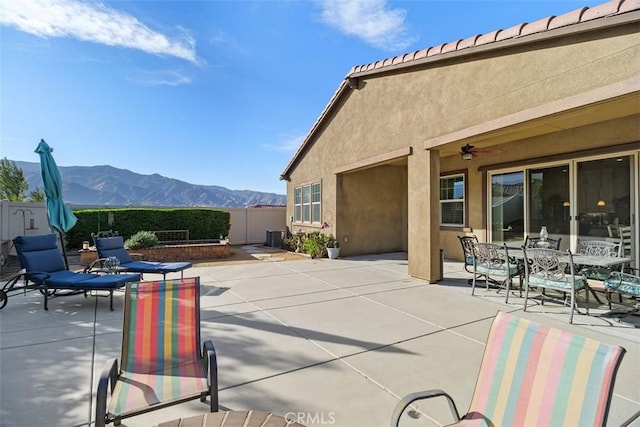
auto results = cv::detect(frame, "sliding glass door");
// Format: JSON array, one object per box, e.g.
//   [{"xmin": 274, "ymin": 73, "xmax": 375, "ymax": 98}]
[
  {"xmin": 490, "ymin": 153, "xmax": 636, "ymax": 266},
  {"xmin": 491, "ymin": 172, "xmax": 524, "ymax": 245},
  {"xmin": 528, "ymin": 165, "xmax": 570, "ymax": 248},
  {"xmin": 576, "ymin": 156, "xmax": 634, "ymax": 259}
]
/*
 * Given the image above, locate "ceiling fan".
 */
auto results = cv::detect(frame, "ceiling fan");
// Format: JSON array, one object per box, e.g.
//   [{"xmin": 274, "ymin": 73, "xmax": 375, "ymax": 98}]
[{"xmin": 460, "ymin": 144, "xmax": 500, "ymax": 160}]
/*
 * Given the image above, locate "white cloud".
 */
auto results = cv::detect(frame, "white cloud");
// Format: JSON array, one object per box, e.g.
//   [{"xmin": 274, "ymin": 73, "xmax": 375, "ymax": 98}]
[
  {"xmin": 132, "ymin": 69, "xmax": 192, "ymax": 86},
  {"xmin": 318, "ymin": 0, "xmax": 415, "ymax": 51},
  {"xmin": 0, "ymin": 0, "xmax": 199, "ymax": 63},
  {"xmin": 263, "ymin": 134, "xmax": 305, "ymax": 152}
]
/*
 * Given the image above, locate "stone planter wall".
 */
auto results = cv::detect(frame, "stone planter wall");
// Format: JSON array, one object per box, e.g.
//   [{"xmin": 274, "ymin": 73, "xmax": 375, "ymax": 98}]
[{"xmin": 79, "ymin": 243, "xmax": 230, "ymax": 264}]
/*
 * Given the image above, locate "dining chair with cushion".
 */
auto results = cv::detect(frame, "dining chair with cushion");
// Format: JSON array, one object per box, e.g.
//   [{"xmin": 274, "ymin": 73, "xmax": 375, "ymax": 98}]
[
  {"xmin": 575, "ymin": 240, "xmax": 624, "ymax": 304},
  {"xmin": 603, "ymin": 269, "xmax": 640, "ymax": 313},
  {"xmin": 576, "ymin": 239, "xmax": 622, "ymax": 281},
  {"xmin": 472, "ymin": 243, "xmax": 520, "ymax": 303},
  {"xmin": 457, "ymin": 235, "xmax": 478, "ymax": 275},
  {"xmin": 577, "ymin": 240, "xmax": 621, "ymax": 257},
  {"xmin": 617, "ymin": 225, "xmax": 633, "ymax": 270},
  {"xmin": 522, "ymin": 247, "xmax": 588, "ymax": 324}
]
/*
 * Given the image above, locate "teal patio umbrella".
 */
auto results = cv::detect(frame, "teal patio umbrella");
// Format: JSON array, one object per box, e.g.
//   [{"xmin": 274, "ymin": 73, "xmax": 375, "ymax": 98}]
[{"xmin": 35, "ymin": 139, "xmax": 77, "ymax": 269}]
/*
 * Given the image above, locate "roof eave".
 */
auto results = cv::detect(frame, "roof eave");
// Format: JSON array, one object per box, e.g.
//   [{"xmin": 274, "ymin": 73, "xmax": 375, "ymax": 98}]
[
  {"xmin": 280, "ymin": 78, "xmax": 352, "ymax": 180},
  {"xmin": 350, "ymin": 8, "xmax": 640, "ymax": 79}
]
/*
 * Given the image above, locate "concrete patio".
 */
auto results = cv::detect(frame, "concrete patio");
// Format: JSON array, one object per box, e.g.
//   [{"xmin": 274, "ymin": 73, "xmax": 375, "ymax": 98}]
[{"xmin": 1, "ymin": 249, "xmax": 638, "ymax": 426}]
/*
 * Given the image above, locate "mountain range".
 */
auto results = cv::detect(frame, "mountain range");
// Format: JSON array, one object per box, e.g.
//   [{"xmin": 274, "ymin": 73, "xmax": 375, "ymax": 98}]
[{"xmin": 14, "ymin": 161, "xmax": 286, "ymax": 208}]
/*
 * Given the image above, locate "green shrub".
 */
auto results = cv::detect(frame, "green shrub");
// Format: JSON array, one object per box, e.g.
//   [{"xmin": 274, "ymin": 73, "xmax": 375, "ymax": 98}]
[
  {"xmin": 282, "ymin": 236, "xmax": 299, "ymax": 252},
  {"xmin": 301, "ymin": 231, "xmax": 332, "ymax": 258},
  {"xmin": 125, "ymin": 231, "xmax": 159, "ymax": 249}
]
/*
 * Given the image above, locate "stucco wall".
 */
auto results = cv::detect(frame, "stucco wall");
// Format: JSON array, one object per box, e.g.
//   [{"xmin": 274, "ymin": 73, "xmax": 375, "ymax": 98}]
[
  {"xmin": 287, "ymin": 25, "xmax": 638, "ymax": 178},
  {"xmin": 226, "ymin": 206, "xmax": 286, "ymax": 245},
  {"xmin": 285, "ymin": 21, "xmax": 640, "ymax": 272},
  {"xmin": 336, "ymin": 164, "xmax": 407, "ymax": 256}
]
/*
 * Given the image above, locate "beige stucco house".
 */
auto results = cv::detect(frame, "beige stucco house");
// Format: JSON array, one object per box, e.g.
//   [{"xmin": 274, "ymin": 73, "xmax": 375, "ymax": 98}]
[{"xmin": 280, "ymin": 0, "xmax": 640, "ymax": 282}]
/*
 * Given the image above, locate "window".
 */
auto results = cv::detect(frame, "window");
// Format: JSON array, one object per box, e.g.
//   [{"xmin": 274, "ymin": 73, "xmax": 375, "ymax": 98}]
[
  {"xmin": 440, "ymin": 174, "xmax": 465, "ymax": 226},
  {"xmin": 294, "ymin": 181, "xmax": 321, "ymax": 224},
  {"xmin": 311, "ymin": 182, "xmax": 321, "ymax": 222},
  {"xmin": 302, "ymin": 185, "xmax": 310, "ymax": 222},
  {"xmin": 294, "ymin": 187, "xmax": 302, "ymax": 222}
]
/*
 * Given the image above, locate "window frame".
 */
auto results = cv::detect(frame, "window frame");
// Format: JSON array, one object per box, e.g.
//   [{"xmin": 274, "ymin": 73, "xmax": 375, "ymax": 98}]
[
  {"xmin": 293, "ymin": 187, "xmax": 302, "ymax": 223},
  {"xmin": 293, "ymin": 181, "xmax": 322, "ymax": 225},
  {"xmin": 439, "ymin": 172, "xmax": 467, "ymax": 228}
]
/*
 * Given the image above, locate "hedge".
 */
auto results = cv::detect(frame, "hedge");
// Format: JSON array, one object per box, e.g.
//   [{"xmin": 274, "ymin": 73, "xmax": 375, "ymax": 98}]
[{"xmin": 65, "ymin": 208, "xmax": 230, "ymax": 249}]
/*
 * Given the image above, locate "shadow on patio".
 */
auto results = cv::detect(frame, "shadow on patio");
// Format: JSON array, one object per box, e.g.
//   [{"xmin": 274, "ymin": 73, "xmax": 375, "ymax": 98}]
[{"xmin": 1, "ymin": 252, "xmax": 638, "ymax": 426}]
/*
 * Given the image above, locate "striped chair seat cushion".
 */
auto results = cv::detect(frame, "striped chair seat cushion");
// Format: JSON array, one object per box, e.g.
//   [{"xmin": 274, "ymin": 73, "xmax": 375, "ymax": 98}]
[
  {"xmin": 528, "ymin": 274, "xmax": 587, "ymax": 291},
  {"xmin": 604, "ymin": 272, "xmax": 640, "ymax": 297},
  {"xmin": 465, "ymin": 312, "xmax": 624, "ymax": 426},
  {"xmin": 109, "ymin": 359, "xmax": 208, "ymax": 416}
]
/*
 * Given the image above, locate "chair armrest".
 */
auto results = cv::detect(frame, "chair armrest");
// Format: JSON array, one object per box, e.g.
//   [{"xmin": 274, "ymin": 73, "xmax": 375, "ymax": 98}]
[
  {"xmin": 620, "ymin": 409, "xmax": 640, "ymax": 427},
  {"xmin": 390, "ymin": 389, "xmax": 461, "ymax": 427},
  {"xmin": 2, "ymin": 270, "xmax": 27, "ymax": 286},
  {"xmin": 203, "ymin": 340, "xmax": 218, "ymax": 411},
  {"xmin": 84, "ymin": 258, "xmax": 109, "ymax": 272},
  {"xmin": 95, "ymin": 358, "xmax": 118, "ymax": 427},
  {"xmin": 23, "ymin": 271, "xmax": 52, "ymax": 284}
]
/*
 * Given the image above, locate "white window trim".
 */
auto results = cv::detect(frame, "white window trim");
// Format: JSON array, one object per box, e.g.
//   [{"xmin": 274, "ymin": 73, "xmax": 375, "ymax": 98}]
[
  {"xmin": 294, "ymin": 181, "xmax": 322, "ymax": 224},
  {"xmin": 440, "ymin": 173, "xmax": 465, "ymax": 227}
]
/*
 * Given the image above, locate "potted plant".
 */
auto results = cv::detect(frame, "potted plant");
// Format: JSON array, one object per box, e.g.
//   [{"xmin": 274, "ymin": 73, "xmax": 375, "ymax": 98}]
[{"xmin": 327, "ymin": 237, "xmax": 340, "ymax": 259}]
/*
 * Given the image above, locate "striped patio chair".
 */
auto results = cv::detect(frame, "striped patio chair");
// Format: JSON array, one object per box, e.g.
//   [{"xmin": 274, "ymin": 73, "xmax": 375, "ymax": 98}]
[
  {"xmin": 391, "ymin": 311, "xmax": 627, "ymax": 427},
  {"xmin": 96, "ymin": 277, "xmax": 218, "ymax": 427}
]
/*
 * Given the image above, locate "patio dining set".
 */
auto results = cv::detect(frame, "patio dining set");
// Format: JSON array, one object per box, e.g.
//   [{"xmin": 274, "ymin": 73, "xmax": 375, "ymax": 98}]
[{"xmin": 458, "ymin": 233, "xmax": 639, "ymax": 325}]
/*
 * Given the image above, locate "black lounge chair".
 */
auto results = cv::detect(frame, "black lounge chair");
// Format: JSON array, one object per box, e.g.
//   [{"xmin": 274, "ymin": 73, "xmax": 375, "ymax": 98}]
[
  {"xmin": 93, "ymin": 236, "xmax": 192, "ymax": 279},
  {"xmin": 0, "ymin": 234, "xmax": 140, "ymax": 311}
]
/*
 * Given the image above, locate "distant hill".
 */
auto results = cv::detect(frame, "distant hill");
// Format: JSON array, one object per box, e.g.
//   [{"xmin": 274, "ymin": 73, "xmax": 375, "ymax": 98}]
[{"xmin": 14, "ymin": 161, "xmax": 286, "ymax": 208}]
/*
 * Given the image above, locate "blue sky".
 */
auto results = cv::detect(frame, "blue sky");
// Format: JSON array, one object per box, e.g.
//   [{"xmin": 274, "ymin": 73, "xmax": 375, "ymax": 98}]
[{"xmin": 1, "ymin": 0, "xmax": 606, "ymax": 195}]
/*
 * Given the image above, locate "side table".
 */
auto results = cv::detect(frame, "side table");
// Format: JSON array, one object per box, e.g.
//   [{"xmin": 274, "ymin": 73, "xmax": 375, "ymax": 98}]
[{"xmin": 88, "ymin": 266, "xmax": 128, "ymax": 275}]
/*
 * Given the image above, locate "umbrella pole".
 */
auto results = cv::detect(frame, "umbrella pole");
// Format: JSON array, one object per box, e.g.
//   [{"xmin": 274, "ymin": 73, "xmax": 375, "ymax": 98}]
[{"xmin": 57, "ymin": 229, "xmax": 70, "ymax": 270}]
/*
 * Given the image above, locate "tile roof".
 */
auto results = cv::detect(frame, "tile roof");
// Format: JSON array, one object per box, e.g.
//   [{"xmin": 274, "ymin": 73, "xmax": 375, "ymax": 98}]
[
  {"xmin": 280, "ymin": 0, "xmax": 640, "ymax": 180},
  {"xmin": 349, "ymin": 0, "xmax": 639, "ymax": 75}
]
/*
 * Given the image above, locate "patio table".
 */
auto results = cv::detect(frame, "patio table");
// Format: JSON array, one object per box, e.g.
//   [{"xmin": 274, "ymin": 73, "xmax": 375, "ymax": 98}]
[
  {"xmin": 507, "ymin": 247, "xmax": 631, "ymax": 269},
  {"xmin": 157, "ymin": 411, "xmax": 306, "ymax": 427},
  {"xmin": 571, "ymin": 254, "xmax": 632, "ymax": 269},
  {"xmin": 508, "ymin": 247, "xmax": 632, "ymax": 309}
]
